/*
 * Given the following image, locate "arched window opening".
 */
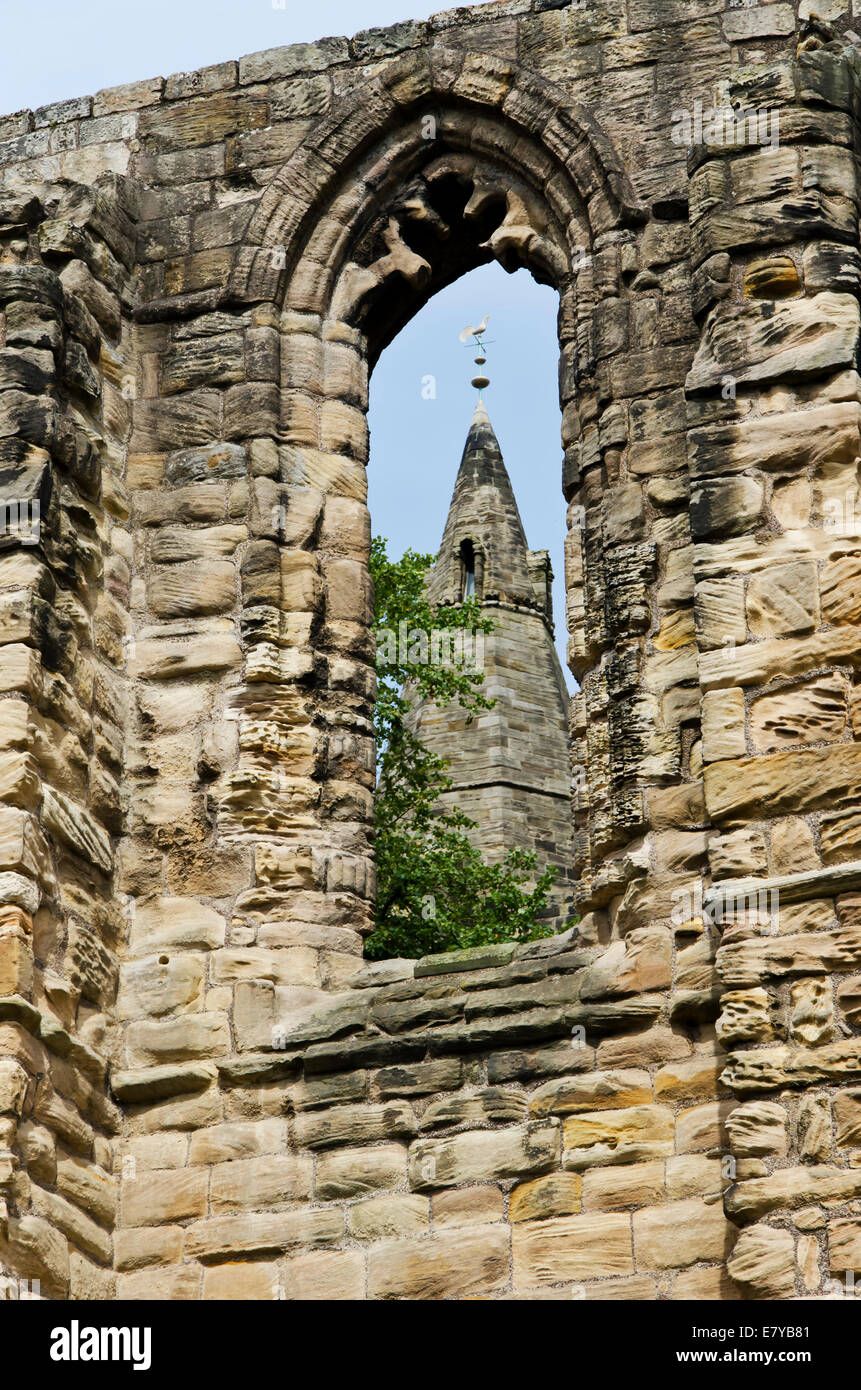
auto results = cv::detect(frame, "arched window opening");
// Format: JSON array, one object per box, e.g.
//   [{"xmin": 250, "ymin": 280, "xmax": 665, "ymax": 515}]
[
  {"xmin": 461, "ymin": 539, "xmax": 477, "ymax": 600},
  {"xmin": 366, "ymin": 262, "xmax": 576, "ymax": 957}
]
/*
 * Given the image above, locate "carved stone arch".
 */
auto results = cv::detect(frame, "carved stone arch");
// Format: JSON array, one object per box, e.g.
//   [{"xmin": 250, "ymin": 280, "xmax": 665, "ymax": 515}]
[
  {"xmin": 228, "ymin": 46, "xmax": 645, "ymax": 314},
  {"xmin": 221, "ymin": 45, "xmax": 656, "ymax": 940}
]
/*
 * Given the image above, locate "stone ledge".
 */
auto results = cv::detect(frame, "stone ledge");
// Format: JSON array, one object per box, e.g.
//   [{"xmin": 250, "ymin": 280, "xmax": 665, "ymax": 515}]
[
  {"xmin": 705, "ymin": 859, "xmax": 861, "ymax": 918},
  {"xmin": 110, "ymin": 1062, "xmax": 216, "ymax": 1103},
  {"xmin": 216, "ymin": 1053, "xmax": 302, "ymax": 1087},
  {"xmin": 415, "ymin": 942, "xmax": 517, "ymax": 978},
  {"xmin": 410, "ymin": 925, "xmax": 580, "ymax": 979}
]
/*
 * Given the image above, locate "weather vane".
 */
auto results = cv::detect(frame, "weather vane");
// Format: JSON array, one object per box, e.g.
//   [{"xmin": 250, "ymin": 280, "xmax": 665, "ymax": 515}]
[{"xmin": 459, "ymin": 314, "xmax": 491, "ymax": 400}]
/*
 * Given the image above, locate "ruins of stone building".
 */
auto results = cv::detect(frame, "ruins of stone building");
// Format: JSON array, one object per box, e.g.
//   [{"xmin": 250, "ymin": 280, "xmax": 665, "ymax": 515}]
[
  {"xmin": 405, "ymin": 396, "xmax": 575, "ymax": 929},
  {"xmin": 2, "ymin": 0, "xmax": 861, "ymax": 1301}
]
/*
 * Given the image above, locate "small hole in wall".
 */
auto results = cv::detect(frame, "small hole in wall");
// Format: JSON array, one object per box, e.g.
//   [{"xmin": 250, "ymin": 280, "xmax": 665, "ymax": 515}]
[{"xmin": 158, "ymin": 955, "xmax": 169, "ymax": 966}]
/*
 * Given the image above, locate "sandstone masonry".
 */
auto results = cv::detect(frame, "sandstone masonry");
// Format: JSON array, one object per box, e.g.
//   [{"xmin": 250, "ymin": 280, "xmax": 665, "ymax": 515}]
[{"xmin": 1, "ymin": 0, "xmax": 861, "ymax": 1300}]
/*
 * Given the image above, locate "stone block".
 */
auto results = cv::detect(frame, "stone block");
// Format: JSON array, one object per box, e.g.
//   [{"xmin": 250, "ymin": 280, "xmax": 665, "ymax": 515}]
[
  {"xmin": 368, "ymin": 1225, "xmax": 510, "ymax": 1300},
  {"xmin": 633, "ymin": 1198, "xmax": 730, "ymax": 1270},
  {"xmin": 561, "ymin": 1106, "xmax": 673, "ymax": 1170},
  {"xmin": 122, "ymin": 1168, "xmax": 208, "ymax": 1226},
  {"xmin": 513, "ymin": 1212, "xmax": 633, "ymax": 1285},
  {"xmin": 409, "ymin": 1122, "xmax": 559, "ymax": 1191},
  {"xmin": 315, "ymin": 1144, "xmax": 406, "ymax": 1200}
]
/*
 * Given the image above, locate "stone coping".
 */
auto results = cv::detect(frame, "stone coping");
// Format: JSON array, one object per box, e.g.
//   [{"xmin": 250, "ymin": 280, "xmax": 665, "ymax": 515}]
[{"xmin": 704, "ymin": 859, "xmax": 861, "ymax": 916}]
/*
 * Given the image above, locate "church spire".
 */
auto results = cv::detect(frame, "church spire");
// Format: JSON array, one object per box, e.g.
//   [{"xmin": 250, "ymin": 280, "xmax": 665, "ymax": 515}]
[
  {"xmin": 426, "ymin": 350, "xmax": 544, "ymax": 616},
  {"xmin": 406, "ymin": 323, "xmax": 574, "ymax": 929}
]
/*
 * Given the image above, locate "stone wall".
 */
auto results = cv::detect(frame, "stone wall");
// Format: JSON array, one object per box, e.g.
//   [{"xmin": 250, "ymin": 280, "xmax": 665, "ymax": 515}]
[{"xmin": 1, "ymin": 0, "xmax": 861, "ymax": 1299}]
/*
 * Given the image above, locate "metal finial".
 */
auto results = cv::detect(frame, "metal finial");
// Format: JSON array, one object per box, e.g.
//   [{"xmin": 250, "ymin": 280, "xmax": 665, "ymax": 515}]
[{"xmin": 459, "ymin": 314, "xmax": 490, "ymax": 399}]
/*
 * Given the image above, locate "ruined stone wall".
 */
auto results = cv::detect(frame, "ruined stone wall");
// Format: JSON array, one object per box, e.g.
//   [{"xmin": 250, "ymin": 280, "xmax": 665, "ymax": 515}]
[{"xmin": 1, "ymin": 0, "xmax": 861, "ymax": 1300}]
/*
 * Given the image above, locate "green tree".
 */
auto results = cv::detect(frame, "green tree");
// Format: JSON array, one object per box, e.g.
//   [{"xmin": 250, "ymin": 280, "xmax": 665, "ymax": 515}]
[{"xmin": 365, "ymin": 536, "xmax": 556, "ymax": 960}]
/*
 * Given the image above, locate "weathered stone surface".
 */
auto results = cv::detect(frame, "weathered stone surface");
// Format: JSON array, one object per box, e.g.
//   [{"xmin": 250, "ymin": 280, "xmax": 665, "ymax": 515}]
[
  {"xmin": 726, "ymin": 1224, "xmax": 795, "ymax": 1299},
  {"xmin": 373, "ymin": 1058, "xmax": 461, "ymax": 1098},
  {"xmin": 409, "ymin": 1122, "xmax": 559, "ymax": 1191},
  {"xmin": 210, "ymin": 1154, "xmax": 313, "ymax": 1210},
  {"xmin": 798, "ymin": 1094, "xmax": 832, "ymax": 1163},
  {"xmin": 280, "ymin": 1250, "xmax": 365, "ymax": 1301},
  {"xmin": 722, "ymin": 1037, "xmax": 861, "ymax": 1093},
  {"xmin": 509, "ymin": 1173, "xmax": 581, "ymax": 1223},
  {"xmin": 184, "ymin": 1208, "xmax": 345, "ymax": 1261},
  {"xmin": 562, "ymin": 1106, "xmax": 674, "ymax": 1170},
  {"xmin": 790, "ymin": 978, "xmax": 834, "ymax": 1047},
  {"xmin": 747, "ymin": 563, "xmax": 820, "ymax": 639},
  {"xmin": 834, "ymin": 1089, "xmax": 861, "ymax": 1148},
  {"xmin": 578, "ymin": 930, "xmax": 671, "ymax": 1000},
  {"xmin": 41, "ymin": 785, "xmax": 112, "ymax": 873},
  {"xmin": 431, "ymin": 1185, "xmax": 503, "ymax": 1228},
  {"xmin": 687, "ymin": 293, "xmax": 860, "ymax": 394},
  {"xmin": 419, "ymin": 1086, "xmax": 526, "ymax": 1130},
  {"xmin": 122, "ymin": 1167, "xmax": 209, "ymax": 1227},
  {"xmin": 118, "ymin": 954, "xmax": 205, "ymax": 1020},
  {"xmin": 828, "ymin": 1220, "xmax": 861, "ymax": 1275},
  {"xmin": 315, "ymin": 1144, "xmax": 406, "ymax": 1200},
  {"xmin": 294, "ymin": 1102, "xmax": 416, "ymax": 1151},
  {"xmin": 129, "ymin": 897, "xmax": 226, "ymax": 955},
  {"xmin": 129, "ymin": 630, "xmax": 242, "ymax": 680},
  {"xmin": 348, "ymin": 1194, "xmax": 429, "ymax": 1241},
  {"xmin": 529, "ymin": 1069, "xmax": 651, "ymax": 1117},
  {"xmin": 368, "ymin": 1225, "xmax": 510, "ymax": 1299},
  {"xmin": 717, "ymin": 927, "xmax": 861, "ymax": 988},
  {"xmin": 654, "ymin": 1056, "xmax": 724, "ymax": 1103},
  {"xmin": 837, "ymin": 976, "xmax": 861, "ymax": 1030},
  {"xmin": 125, "ymin": 1014, "xmax": 230, "ymax": 1067},
  {"xmin": 202, "ymin": 1261, "xmax": 280, "ymax": 1301},
  {"xmin": 512, "ymin": 1212, "xmax": 633, "ymax": 1285},
  {"xmin": 726, "ymin": 1165, "xmax": 861, "ymax": 1221},
  {"xmin": 706, "ymin": 744, "xmax": 861, "ymax": 827},
  {"xmin": 117, "ymin": 1267, "xmax": 201, "ymax": 1300},
  {"xmin": 596, "ymin": 1027, "xmax": 691, "ymax": 1069},
  {"xmin": 633, "ymin": 1198, "xmax": 730, "ymax": 1271},
  {"xmin": 701, "ymin": 688, "xmax": 745, "ymax": 763},
  {"xmin": 726, "ymin": 1102, "xmax": 788, "ymax": 1159},
  {"xmin": 750, "ymin": 677, "xmax": 845, "ymax": 753},
  {"xmin": 57, "ymin": 1152, "xmax": 117, "ymax": 1227},
  {"xmin": 148, "ymin": 560, "xmax": 236, "ymax": 618},
  {"xmin": 581, "ymin": 1160, "xmax": 664, "ymax": 1212},
  {"xmin": 3, "ymin": 1213, "xmax": 70, "ymax": 1298},
  {"xmin": 188, "ymin": 1119, "xmax": 285, "ymax": 1165},
  {"xmin": 675, "ymin": 1101, "xmax": 732, "ymax": 1154}
]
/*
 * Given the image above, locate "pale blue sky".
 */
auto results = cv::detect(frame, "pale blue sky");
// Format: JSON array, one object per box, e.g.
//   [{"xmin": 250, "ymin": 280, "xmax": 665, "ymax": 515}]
[
  {"xmin": 2, "ymin": 0, "xmax": 572, "ymax": 682},
  {"xmin": 369, "ymin": 264, "xmax": 570, "ymax": 683},
  {"xmin": 1, "ymin": 0, "xmax": 500, "ymax": 113}
]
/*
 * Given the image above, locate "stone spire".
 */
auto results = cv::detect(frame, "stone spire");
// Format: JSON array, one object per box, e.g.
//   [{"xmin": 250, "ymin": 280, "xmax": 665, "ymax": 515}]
[
  {"xmin": 427, "ymin": 398, "xmax": 555, "ymax": 623},
  {"xmin": 407, "ymin": 394, "xmax": 574, "ymax": 930}
]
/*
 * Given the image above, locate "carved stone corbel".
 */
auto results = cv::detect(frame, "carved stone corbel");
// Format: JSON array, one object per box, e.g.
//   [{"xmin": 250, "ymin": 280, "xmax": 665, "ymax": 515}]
[{"xmin": 331, "ymin": 217, "xmax": 431, "ymax": 322}]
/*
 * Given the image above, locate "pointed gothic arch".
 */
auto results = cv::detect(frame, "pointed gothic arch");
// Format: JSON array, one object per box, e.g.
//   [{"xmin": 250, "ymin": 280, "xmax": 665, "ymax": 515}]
[
  {"xmin": 222, "ymin": 43, "xmax": 653, "ymax": 929},
  {"xmin": 229, "ymin": 46, "xmax": 645, "ymax": 315}
]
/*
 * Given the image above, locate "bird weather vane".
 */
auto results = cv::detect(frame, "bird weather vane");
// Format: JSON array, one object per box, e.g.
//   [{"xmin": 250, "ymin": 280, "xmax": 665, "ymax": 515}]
[{"xmin": 459, "ymin": 315, "xmax": 491, "ymax": 401}]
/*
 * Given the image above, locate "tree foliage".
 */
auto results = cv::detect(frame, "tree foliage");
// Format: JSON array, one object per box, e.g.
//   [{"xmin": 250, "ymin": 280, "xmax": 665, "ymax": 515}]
[{"xmin": 365, "ymin": 536, "xmax": 555, "ymax": 960}]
